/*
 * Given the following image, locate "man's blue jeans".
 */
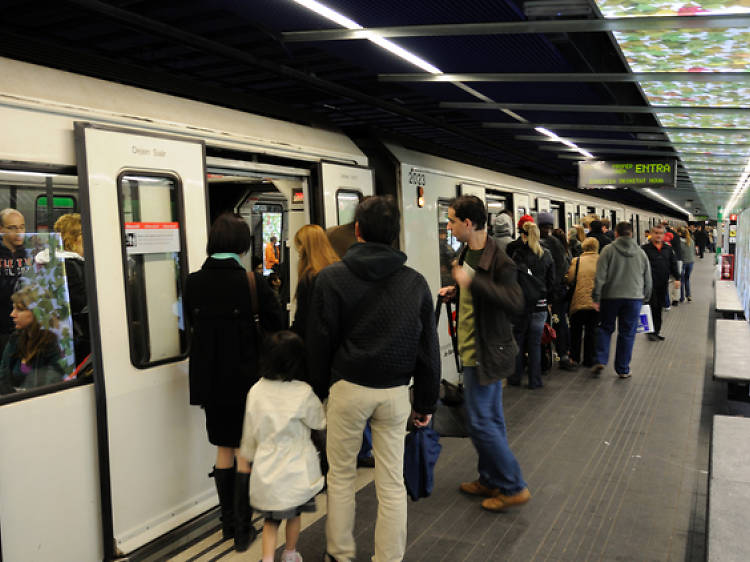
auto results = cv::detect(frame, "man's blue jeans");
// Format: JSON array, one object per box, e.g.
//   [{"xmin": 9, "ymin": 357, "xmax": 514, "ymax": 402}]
[
  {"xmin": 595, "ymin": 299, "xmax": 642, "ymax": 375},
  {"xmin": 463, "ymin": 366, "xmax": 527, "ymax": 495}
]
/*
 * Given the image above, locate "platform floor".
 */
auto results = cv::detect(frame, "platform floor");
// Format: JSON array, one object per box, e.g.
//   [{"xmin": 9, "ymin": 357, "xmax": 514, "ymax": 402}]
[{"xmin": 171, "ymin": 257, "xmax": 725, "ymax": 562}]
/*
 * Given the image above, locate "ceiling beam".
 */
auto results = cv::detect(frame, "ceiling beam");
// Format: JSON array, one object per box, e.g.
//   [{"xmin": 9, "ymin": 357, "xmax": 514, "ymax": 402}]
[
  {"xmin": 442, "ymin": 102, "xmax": 750, "ymax": 115},
  {"xmin": 483, "ymin": 123, "xmax": 750, "ymax": 133},
  {"xmin": 281, "ymin": 14, "xmax": 750, "ymax": 41},
  {"xmin": 380, "ymin": 72, "xmax": 750, "ymax": 84}
]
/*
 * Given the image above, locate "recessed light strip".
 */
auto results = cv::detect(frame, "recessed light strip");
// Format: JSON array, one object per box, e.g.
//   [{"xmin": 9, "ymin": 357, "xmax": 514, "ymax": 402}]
[
  {"xmin": 644, "ymin": 188, "xmax": 690, "ymax": 216},
  {"xmin": 535, "ymin": 127, "xmax": 594, "ymax": 159}
]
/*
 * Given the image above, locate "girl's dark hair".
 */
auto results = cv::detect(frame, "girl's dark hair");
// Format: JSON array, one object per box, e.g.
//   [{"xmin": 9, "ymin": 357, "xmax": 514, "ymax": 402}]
[
  {"xmin": 207, "ymin": 213, "xmax": 251, "ymax": 255},
  {"xmin": 260, "ymin": 330, "xmax": 307, "ymax": 382}
]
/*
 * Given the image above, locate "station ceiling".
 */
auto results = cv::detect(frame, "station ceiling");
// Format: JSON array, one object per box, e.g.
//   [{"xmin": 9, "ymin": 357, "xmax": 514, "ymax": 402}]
[{"xmin": 3, "ymin": 0, "xmax": 749, "ymax": 219}]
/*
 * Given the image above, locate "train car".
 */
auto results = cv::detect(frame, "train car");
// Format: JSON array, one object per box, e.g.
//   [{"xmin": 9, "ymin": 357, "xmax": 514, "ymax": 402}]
[
  {"xmin": 0, "ymin": 57, "xmax": 683, "ymax": 560},
  {"xmin": 0, "ymin": 57, "xmax": 374, "ymax": 561}
]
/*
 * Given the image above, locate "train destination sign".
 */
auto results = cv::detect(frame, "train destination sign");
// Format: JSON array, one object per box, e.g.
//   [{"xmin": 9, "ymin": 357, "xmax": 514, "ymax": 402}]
[{"xmin": 578, "ymin": 159, "xmax": 677, "ymax": 190}]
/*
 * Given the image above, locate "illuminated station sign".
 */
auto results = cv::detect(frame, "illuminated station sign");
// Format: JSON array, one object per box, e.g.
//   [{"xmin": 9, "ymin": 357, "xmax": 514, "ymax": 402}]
[{"xmin": 578, "ymin": 159, "xmax": 677, "ymax": 189}]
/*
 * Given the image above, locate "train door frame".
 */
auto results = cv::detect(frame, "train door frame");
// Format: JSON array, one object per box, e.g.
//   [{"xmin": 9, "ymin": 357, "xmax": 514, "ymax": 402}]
[
  {"xmin": 319, "ymin": 161, "xmax": 374, "ymax": 230},
  {"xmin": 75, "ymin": 122, "xmax": 211, "ymax": 559},
  {"xmin": 551, "ymin": 200, "xmax": 565, "ymax": 230},
  {"xmin": 486, "ymin": 189, "xmax": 512, "ymax": 236}
]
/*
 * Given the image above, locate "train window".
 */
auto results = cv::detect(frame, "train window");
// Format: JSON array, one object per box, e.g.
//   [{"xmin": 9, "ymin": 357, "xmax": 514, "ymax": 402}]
[
  {"xmin": 437, "ymin": 200, "xmax": 461, "ymax": 288},
  {"xmin": 118, "ymin": 173, "xmax": 187, "ymax": 368},
  {"xmin": 336, "ymin": 190, "xmax": 362, "ymax": 225},
  {"xmin": 35, "ymin": 195, "xmax": 77, "ymax": 232},
  {"xmin": 0, "ymin": 169, "xmax": 91, "ymax": 403}
]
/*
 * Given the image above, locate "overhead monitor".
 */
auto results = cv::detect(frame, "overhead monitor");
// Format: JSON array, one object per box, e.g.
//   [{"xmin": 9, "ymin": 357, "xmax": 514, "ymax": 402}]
[{"xmin": 578, "ymin": 159, "xmax": 677, "ymax": 189}]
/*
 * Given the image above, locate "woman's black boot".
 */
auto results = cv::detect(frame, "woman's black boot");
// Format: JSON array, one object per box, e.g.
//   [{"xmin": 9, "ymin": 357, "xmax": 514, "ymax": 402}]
[
  {"xmin": 211, "ymin": 467, "xmax": 235, "ymax": 540},
  {"xmin": 233, "ymin": 472, "xmax": 255, "ymax": 551}
]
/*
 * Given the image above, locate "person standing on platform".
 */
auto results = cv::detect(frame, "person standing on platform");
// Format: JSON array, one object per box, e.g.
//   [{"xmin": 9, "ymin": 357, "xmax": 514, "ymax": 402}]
[
  {"xmin": 601, "ymin": 218, "xmax": 615, "ymax": 241},
  {"xmin": 567, "ymin": 237, "xmax": 600, "ymax": 368},
  {"xmin": 591, "ymin": 222, "xmax": 652, "ymax": 379},
  {"xmin": 440, "ymin": 195, "xmax": 530, "ymax": 512},
  {"xmin": 694, "ymin": 226, "xmax": 708, "ymax": 259},
  {"xmin": 509, "ymin": 222, "xmax": 554, "ymax": 389},
  {"xmin": 679, "ymin": 226, "xmax": 695, "ymax": 303},
  {"xmin": 185, "ymin": 213, "xmax": 283, "ymax": 552},
  {"xmin": 666, "ymin": 224, "xmax": 683, "ymax": 307},
  {"xmin": 491, "ymin": 210, "xmax": 514, "ymax": 255},
  {"xmin": 325, "ymin": 221, "xmax": 377, "ymax": 469},
  {"xmin": 587, "ymin": 220, "xmax": 611, "ymax": 253},
  {"xmin": 538, "ymin": 212, "xmax": 576, "ymax": 371},
  {"xmin": 264, "ymin": 235, "xmax": 280, "ymax": 272},
  {"xmin": 506, "ymin": 214, "xmax": 534, "ymax": 259},
  {"xmin": 568, "ymin": 226, "xmax": 584, "ymax": 258},
  {"xmin": 642, "ymin": 224, "xmax": 680, "ymax": 342},
  {"xmin": 308, "ymin": 196, "xmax": 439, "ymax": 562}
]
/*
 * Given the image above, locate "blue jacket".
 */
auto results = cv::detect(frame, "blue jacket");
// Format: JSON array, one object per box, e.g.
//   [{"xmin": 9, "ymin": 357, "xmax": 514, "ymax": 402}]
[{"xmin": 404, "ymin": 426, "xmax": 442, "ymax": 501}]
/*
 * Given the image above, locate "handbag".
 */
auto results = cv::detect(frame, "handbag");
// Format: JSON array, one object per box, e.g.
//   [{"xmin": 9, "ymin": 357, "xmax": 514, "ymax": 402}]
[{"xmin": 245, "ymin": 271, "xmax": 264, "ymax": 343}]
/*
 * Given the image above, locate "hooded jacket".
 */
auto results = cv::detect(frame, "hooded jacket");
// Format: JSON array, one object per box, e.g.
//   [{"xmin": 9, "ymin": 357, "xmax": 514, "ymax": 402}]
[
  {"xmin": 592, "ymin": 236, "xmax": 652, "ymax": 303},
  {"xmin": 491, "ymin": 214, "xmax": 514, "ymax": 254},
  {"xmin": 306, "ymin": 242, "xmax": 440, "ymax": 414},
  {"xmin": 456, "ymin": 235, "xmax": 524, "ymax": 384},
  {"xmin": 567, "ymin": 251, "xmax": 598, "ymax": 315}
]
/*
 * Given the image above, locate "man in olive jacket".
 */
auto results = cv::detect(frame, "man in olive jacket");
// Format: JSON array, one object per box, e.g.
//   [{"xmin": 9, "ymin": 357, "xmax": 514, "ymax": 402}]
[{"xmin": 439, "ymin": 195, "xmax": 530, "ymax": 513}]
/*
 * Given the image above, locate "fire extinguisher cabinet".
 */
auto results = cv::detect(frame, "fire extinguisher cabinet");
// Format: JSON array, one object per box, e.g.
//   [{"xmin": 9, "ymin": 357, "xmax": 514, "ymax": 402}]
[{"xmin": 721, "ymin": 254, "xmax": 735, "ymax": 281}]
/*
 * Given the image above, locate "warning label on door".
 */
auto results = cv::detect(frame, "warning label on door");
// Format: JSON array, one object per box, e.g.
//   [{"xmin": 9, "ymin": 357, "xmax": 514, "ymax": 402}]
[{"xmin": 125, "ymin": 222, "xmax": 180, "ymax": 254}]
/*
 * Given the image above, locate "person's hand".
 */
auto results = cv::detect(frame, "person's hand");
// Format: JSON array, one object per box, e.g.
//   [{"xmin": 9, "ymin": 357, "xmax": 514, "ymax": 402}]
[
  {"xmin": 592, "ymin": 302, "xmax": 600, "ymax": 312},
  {"xmin": 674, "ymin": 280, "xmax": 681, "ymax": 289},
  {"xmin": 452, "ymin": 265, "xmax": 471, "ymax": 289},
  {"xmin": 439, "ymin": 285, "xmax": 456, "ymax": 302},
  {"xmin": 412, "ymin": 411, "xmax": 432, "ymax": 428}
]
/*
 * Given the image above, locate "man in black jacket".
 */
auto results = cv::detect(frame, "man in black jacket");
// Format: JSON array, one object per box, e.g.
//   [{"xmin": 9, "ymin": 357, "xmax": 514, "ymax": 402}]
[
  {"xmin": 308, "ymin": 195, "xmax": 439, "ymax": 562},
  {"xmin": 439, "ymin": 195, "xmax": 530, "ymax": 513},
  {"xmin": 665, "ymin": 224, "xmax": 683, "ymax": 306},
  {"xmin": 587, "ymin": 220, "xmax": 612, "ymax": 253},
  {"xmin": 642, "ymin": 224, "xmax": 680, "ymax": 340}
]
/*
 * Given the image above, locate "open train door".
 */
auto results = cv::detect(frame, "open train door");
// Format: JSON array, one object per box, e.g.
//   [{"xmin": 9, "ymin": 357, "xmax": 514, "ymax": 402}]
[
  {"xmin": 319, "ymin": 161, "xmax": 374, "ymax": 229},
  {"xmin": 75, "ymin": 123, "xmax": 214, "ymax": 559}
]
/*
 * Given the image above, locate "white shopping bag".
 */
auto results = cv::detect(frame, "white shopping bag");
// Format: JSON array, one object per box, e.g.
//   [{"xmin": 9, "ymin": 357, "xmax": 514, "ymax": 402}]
[{"xmin": 637, "ymin": 304, "xmax": 654, "ymax": 333}]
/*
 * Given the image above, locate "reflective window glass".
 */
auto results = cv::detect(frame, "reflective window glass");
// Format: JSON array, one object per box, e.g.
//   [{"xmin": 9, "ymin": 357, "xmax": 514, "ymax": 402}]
[
  {"xmin": 437, "ymin": 200, "xmax": 461, "ymax": 288},
  {"xmin": 0, "ymin": 170, "xmax": 90, "ymax": 400},
  {"xmin": 119, "ymin": 174, "xmax": 187, "ymax": 368},
  {"xmin": 336, "ymin": 190, "xmax": 361, "ymax": 225}
]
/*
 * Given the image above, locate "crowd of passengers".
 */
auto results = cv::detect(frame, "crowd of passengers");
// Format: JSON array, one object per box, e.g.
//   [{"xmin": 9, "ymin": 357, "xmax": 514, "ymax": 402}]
[
  {"xmin": 185, "ymin": 194, "xmax": 710, "ymax": 562},
  {"xmin": 0, "ymin": 208, "xmax": 89, "ymax": 395}
]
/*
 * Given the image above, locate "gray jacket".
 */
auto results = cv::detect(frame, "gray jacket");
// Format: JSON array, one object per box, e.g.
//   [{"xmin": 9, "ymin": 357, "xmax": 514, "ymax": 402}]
[
  {"xmin": 681, "ymin": 236, "xmax": 695, "ymax": 264},
  {"xmin": 592, "ymin": 236, "xmax": 652, "ymax": 302}
]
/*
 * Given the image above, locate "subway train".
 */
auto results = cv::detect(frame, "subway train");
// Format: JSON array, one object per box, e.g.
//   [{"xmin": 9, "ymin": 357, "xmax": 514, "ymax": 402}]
[{"xmin": 0, "ymin": 57, "xmax": 683, "ymax": 561}]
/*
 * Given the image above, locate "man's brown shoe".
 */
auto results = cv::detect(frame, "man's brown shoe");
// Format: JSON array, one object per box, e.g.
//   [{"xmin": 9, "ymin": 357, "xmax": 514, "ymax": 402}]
[
  {"xmin": 481, "ymin": 488, "xmax": 531, "ymax": 512},
  {"xmin": 459, "ymin": 480, "xmax": 499, "ymax": 498}
]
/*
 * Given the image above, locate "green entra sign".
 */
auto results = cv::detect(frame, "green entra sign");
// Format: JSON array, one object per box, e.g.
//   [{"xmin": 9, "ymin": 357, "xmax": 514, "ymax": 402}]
[{"xmin": 578, "ymin": 159, "xmax": 676, "ymax": 190}]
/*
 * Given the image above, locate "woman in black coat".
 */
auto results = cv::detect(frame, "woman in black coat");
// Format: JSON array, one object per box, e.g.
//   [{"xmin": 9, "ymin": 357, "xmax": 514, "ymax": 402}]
[{"xmin": 184, "ymin": 213, "xmax": 283, "ymax": 551}]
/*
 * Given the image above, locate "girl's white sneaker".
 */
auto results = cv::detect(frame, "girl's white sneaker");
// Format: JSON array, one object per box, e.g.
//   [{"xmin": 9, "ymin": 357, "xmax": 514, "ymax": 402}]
[{"xmin": 281, "ymin": 551, "xmax": 302, "ymax": 562}]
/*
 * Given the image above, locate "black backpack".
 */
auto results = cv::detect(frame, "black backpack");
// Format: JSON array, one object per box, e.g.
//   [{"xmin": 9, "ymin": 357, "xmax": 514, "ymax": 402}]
[{"xmin": 513, "ymin": 252, "xmax": 546, "ymax": 312}]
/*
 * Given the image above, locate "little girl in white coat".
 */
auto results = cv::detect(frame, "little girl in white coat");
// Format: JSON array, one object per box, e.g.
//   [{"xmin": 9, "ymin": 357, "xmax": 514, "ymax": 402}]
[{"xmin": 239, "ymin": 331, "xmax": 326, "ymax": 562}]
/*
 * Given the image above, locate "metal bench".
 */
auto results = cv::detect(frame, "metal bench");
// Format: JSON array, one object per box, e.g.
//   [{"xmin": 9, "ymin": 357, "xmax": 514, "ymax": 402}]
[
  {"xmin": 715, "ymin": 281, "xmax": 745, "ymax": 319},
  {"xmin": 708, "ymin": 415, "xmax": 750, "ymax": 561}
]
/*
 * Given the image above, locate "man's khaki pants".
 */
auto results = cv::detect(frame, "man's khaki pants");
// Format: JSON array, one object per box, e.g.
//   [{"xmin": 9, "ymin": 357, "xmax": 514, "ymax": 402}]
[{"xmin": 326, "ymin": 380, "xmax": 411, "ymax": 562}]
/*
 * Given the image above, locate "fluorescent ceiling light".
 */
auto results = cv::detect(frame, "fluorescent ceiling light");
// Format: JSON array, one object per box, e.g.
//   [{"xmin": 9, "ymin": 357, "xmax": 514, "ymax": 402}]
[
  {"xmin": 644, "ymin": 188, "xmax": 690, "ymax": 216},
  {"xmin": 534, "ymin": 127, "xmax": 594, "ymax": 159},
  {"xmin": 291, "ymin": 0, "xmax": 440, "ymax": 74}
]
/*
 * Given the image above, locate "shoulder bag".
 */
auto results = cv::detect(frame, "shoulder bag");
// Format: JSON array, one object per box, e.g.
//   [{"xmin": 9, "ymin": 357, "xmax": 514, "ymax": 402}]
[{"xmin": 245, "ymin": 271, "xmax": 264, "ymax": 344}]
